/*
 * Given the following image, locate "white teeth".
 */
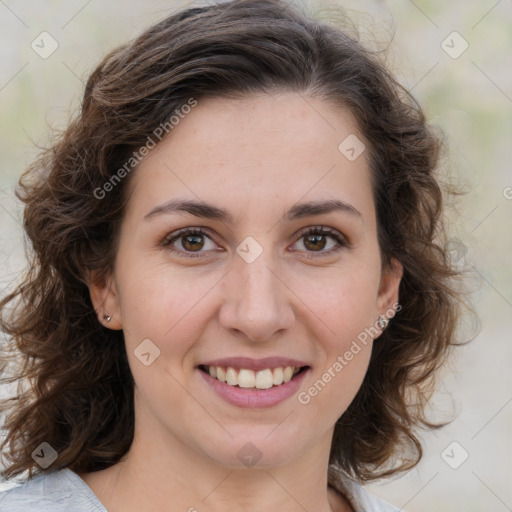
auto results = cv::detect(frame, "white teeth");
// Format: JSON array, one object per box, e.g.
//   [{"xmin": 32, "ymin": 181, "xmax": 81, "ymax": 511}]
[
  {"xmin": 226, "ymin": 367, "xmax": 238, "ymax": 386},
  {"xmin": 217, "ymin": 367, "xmax": 226, "ymax": 383},
  {"xmin": 283, "ymin": 366, "xmax": 294, "ymax": 383},
  {"xmin": 205, "ymin": 365, "xmax": 302, "ymax": 389},
  {"xmin": 255, "ymin": 369, "xmax": 273, "ymax": 389},
  {"xmin": 273, "ymin": 367, "xmax": 284, "ymax": 386},
  {"xmin": 238, "ymin": 369, "xmax": 256, "ymax": 388}
]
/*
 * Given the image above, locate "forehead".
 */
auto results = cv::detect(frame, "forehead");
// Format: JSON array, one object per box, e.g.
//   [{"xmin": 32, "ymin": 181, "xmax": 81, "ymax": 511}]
[
  {"xmin": 161, "ymin": 93, "xmax": 362, "ymax": 164},
  {"xmin": 127, "ymin": 92, "xmax": 375, "ymax": 223}
]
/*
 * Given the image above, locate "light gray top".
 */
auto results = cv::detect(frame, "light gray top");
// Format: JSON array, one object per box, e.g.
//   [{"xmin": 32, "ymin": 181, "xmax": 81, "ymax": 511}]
[
  {"xmin": 0, "ymin": 469, "xmax": 105, "ymax": 511},
  {"xmin": 0, "ymin": 466, "xmax": 402, "ymax": 511}
]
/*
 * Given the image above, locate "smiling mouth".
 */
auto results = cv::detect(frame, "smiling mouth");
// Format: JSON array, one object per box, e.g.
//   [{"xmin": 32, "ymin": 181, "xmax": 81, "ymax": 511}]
[{"xmin": 198, "ymin": 365, "xmax": 309, "ymax": 390}]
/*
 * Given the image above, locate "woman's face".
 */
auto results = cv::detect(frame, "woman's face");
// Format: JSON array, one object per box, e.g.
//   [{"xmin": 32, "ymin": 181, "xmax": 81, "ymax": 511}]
[{"xmin": 90, "ymin": 92, "xmax": 401, "ymax": 469}]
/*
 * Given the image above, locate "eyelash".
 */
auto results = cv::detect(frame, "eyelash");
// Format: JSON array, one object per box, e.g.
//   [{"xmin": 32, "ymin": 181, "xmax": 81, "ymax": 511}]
[{"xmin": 162, "ymin": 226, "xmax": 349, "ymax": 259}]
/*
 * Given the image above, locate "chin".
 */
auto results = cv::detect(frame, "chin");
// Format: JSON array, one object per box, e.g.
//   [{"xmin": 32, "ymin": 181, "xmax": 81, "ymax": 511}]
[{"xmin": 199, "ymin": 431, "xmax": 311, "ymax": 470}]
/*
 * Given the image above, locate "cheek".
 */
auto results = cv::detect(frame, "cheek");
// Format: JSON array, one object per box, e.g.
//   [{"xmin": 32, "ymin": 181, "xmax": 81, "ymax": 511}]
[
  {"xmin": 297, "ymin": 340, "xmax": 372, "ymax": 432},
  {"xmin": 292, "ymin": 261, "xmax": 379, "ymax": 412},
  {"xmin": 114, "ymin": 250, "xmax": 222, "ymax": 355},
  {"xmin": 298, "ymin": 332, "xmax": 373, "ymax": 425},
  {"xmin": 293, "ymin": 259, "xmax": 382, "ymax": 338}
]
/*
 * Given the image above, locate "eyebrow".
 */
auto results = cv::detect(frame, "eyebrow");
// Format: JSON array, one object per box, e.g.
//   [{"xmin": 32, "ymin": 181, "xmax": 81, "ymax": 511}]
[{"xmin": 144, "ymin": 198, "xmax": 362, "ymax": 223}]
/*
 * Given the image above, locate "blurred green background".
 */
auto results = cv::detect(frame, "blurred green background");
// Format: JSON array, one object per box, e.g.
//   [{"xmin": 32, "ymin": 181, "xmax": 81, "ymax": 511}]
[{"xmin": 0, "ymin": 1, "xmax": 511, "ymax": 510}]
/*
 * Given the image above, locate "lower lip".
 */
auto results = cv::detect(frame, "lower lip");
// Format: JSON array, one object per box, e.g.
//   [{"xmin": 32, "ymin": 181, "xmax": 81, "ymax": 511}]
[{"xmin": 198, "ymin": 368, "xmax": 309, "ymax": 408}]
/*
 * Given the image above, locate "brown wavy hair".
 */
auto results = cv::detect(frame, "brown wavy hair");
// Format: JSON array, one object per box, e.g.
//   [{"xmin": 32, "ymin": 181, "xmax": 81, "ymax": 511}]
[{"xmin": 1, "ymin": 0, "xmax": 467, "ymax": 482}]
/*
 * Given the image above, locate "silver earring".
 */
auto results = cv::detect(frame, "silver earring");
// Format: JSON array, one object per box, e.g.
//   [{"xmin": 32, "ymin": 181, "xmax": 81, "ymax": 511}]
[
  {"xmin": 104, "ymin": 315, "xmax": 112, "ymax": 323},
  {"xmin": 377, "ymin": 316, "xmax": 389, "ymax": 330}
]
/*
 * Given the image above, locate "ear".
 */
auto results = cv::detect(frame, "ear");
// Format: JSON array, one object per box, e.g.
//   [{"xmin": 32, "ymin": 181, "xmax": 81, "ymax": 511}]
[
  {"xmin": 87, "ymin": 270, "xmax": 123, "ymax": 330},
  {"xmin": 375, "ymin": 257, "xmax": 402, "ymax": 330}
]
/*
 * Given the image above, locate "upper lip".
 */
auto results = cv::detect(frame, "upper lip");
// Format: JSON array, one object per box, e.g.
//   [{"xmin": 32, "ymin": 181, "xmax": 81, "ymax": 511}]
[{"xmin": 198, "ymin": 357, "xmax": 310, "ymax": 371}]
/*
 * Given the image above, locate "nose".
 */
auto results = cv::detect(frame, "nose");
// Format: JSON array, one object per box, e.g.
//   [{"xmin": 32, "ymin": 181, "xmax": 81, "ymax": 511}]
[{"xmin": 218, "ymin": 252, "xmax": 295, "ymax": 343}]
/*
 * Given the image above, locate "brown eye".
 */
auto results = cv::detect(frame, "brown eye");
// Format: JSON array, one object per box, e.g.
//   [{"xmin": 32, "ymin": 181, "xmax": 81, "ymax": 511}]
[
  {"xmin": 181, "ymin": 234, "xmax": 205, "ymax": 252},
  {"xmin": 303, "ymin": 233, "xmax": 327, "ymax": 251},
  {"xmin": 163, "ymin": 228, "xmax": 218, "ymax": 257},
  {"xmin": 291, "ymin": 226, "xmax": 349, "ymax": 256}
]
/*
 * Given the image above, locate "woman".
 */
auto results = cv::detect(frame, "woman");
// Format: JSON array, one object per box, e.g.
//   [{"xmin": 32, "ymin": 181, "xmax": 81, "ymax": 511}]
[{"xmin": 0, "ymin": 1, "xmax": 465, "ymax": 510}]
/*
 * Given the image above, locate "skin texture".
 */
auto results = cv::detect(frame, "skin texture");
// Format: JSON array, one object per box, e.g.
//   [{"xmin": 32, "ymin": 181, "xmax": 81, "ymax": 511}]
[{"xmin": 84, "ymin": 93, "xmax": 402, "ymax": 512}]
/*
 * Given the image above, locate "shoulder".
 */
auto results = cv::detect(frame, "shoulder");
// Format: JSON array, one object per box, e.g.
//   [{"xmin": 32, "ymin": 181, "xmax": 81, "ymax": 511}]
[
  {"xmin": 328, "ymin": 466, "xmax": 403, "ymax": 512},
  {"xmin": 0, "ymin": 468, "xmax": 106, "ymax": 512},
  {"xmin": 343, "ymin": 481, "xmax": 402, "ymax": 512}
]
